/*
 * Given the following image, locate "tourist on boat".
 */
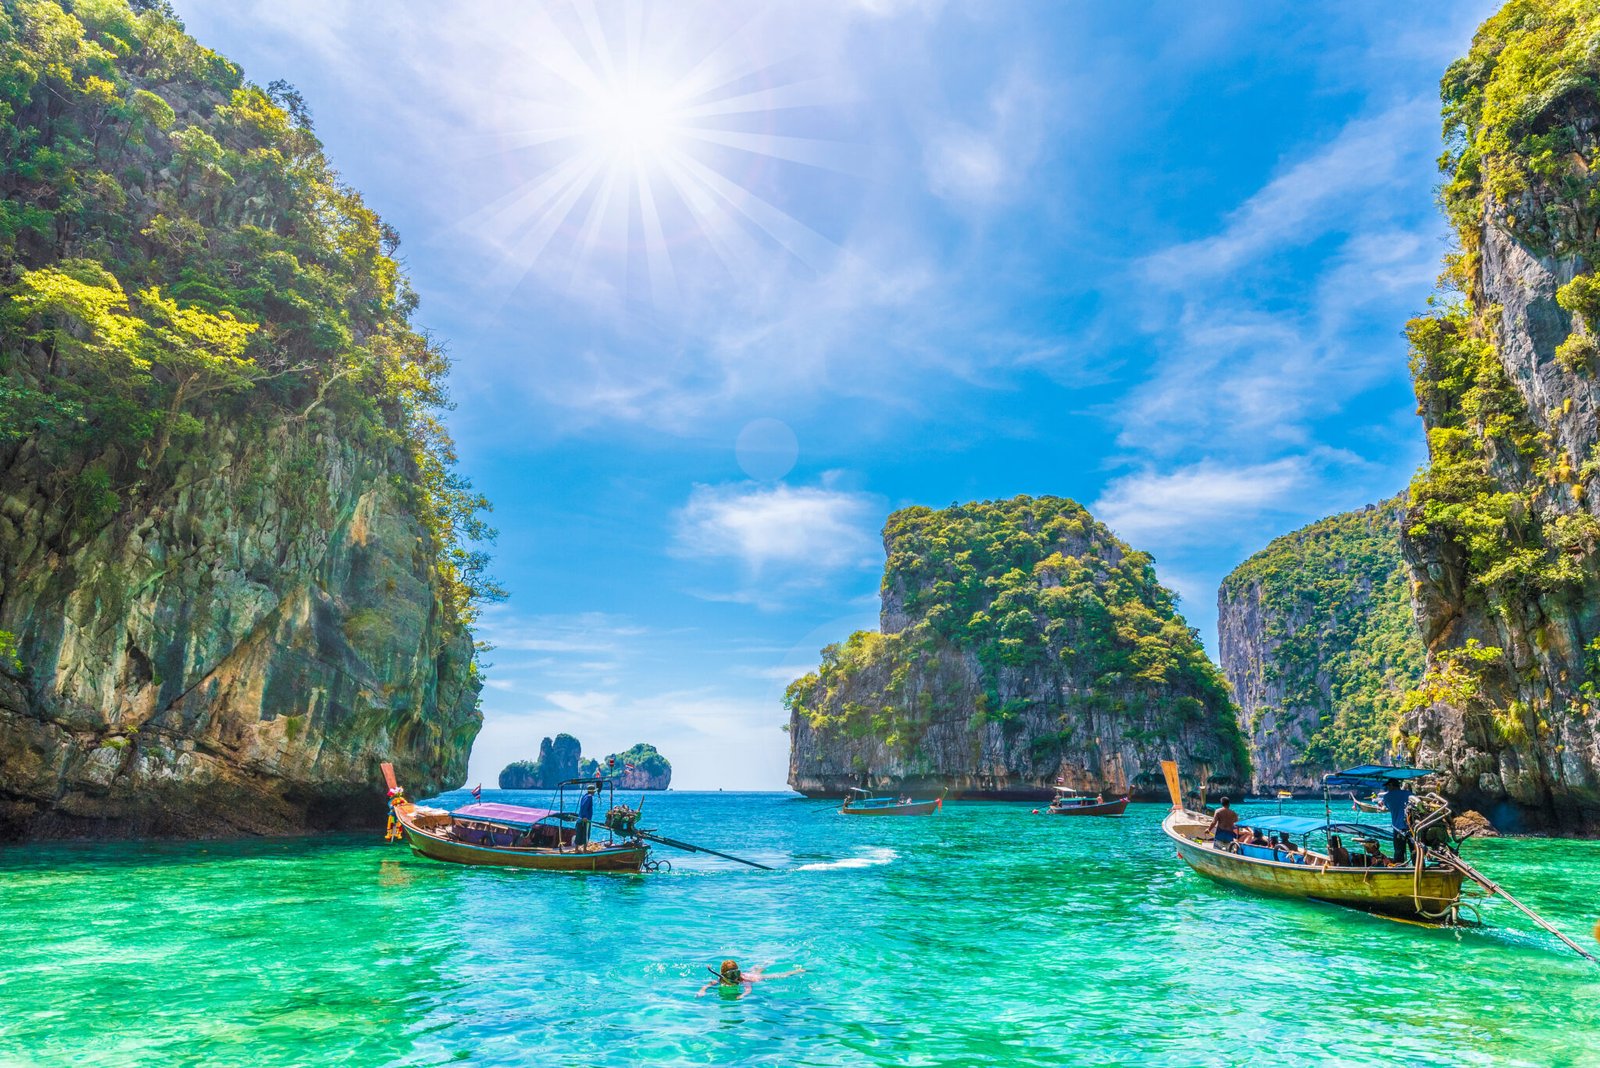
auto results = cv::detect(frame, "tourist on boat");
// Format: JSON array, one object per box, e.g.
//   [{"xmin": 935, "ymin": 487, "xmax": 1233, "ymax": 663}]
[
  {"xmin": 1207, "ymin": 797, "xmax": 1240, "ymax": 846},
  {"xmin": 1326, "ymin": 834, "xmax": 1352, "ymax": 867},
  {"xmin": 576, "ymin": 785, "xmax": 597, "ymax": 849},
  {"xmin": 1381, "ymin": 778, "xmax": 1413, "ymax": 863},
  {"xmin": 697, "ymin": 959, "xmax": 805, "ymax": 999}
]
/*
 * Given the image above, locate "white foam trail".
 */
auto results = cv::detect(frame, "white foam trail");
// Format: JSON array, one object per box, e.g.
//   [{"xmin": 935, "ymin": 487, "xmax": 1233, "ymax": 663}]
[{"xmin": 794, "ymin": 847, "xmax": 897, "ymax": 872}]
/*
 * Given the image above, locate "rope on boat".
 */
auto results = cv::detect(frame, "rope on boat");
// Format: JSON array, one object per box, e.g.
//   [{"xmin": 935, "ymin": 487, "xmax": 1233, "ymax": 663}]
[{"xmin": 1425, "ymin": 846, "xmax": 1597, "ymax": 963}]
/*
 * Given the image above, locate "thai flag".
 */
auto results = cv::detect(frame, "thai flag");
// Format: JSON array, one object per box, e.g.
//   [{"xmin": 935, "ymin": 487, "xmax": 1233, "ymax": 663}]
[
  {"xmin": 625, "ymin": 762, "xmax": 637, "ymax": 771},
  {"xmin": 471, "ymin": 784, "xmax": 482, "ymax": 801}
]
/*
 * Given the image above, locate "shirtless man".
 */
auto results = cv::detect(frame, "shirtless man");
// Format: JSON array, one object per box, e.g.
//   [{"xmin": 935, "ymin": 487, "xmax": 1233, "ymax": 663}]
[
  {"xmin": 1207, "ymin": 797, "xmax": 1240, "ymax": 847},
  {"xmin": 697, "ymin": 959, "xmax": 804, "ymax": 1000}
]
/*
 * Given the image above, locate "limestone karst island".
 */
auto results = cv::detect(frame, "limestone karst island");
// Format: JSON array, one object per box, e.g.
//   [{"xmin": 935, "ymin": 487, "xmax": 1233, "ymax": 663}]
[{"xmin": 2, "ymin": 1, "xmax": 1599, "ymax": 1065}]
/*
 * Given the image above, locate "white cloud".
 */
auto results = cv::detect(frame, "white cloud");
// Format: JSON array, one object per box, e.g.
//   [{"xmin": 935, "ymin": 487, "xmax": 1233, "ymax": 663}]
[
  {"xmin": 1141, "ymin": 99, "xmax": 1435, "ymax": 284},
  {"xmin": 1092, "ymin": 456, "xmax": 1317, "ymax": 547},
  {"xmin": 924, "ymin": 68, "xmax": 1047, "ymax": 205},
  {"xmin": 672, "ymin": 479, "xmax": 880, "ymax": 575}
]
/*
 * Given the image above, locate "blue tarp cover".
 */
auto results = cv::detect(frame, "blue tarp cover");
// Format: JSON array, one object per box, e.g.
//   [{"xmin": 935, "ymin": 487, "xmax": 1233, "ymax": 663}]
[
  {"xmin": 1235, "ymin": 813, "xmax": 1394, "ymax": 838},
  {"xmin": 1233, "ymin": 814, "xmax": 1329, "ymax": 835},
  {"xmin": 1323, "ymin": 764, "xmax": 1436, "ymax": 787}
]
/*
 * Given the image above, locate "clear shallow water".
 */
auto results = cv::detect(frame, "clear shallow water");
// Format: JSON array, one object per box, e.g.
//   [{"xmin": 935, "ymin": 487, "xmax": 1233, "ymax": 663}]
[{"xmin": 2, "ymin": 793, "xmax": 1598, "ymax": 1067}]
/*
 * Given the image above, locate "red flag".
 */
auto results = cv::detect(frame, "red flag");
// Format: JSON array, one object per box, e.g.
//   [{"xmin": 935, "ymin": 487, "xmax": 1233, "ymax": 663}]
[{"xmin": 471, "ymin": 784, "xmax": 482, "ymax": 801}]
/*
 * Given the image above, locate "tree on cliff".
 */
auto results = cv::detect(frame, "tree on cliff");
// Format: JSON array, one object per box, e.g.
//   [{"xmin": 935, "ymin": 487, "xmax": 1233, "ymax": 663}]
[{"xmin": 0, "ymin": 0, "xmax": 503, "ymax": 628}]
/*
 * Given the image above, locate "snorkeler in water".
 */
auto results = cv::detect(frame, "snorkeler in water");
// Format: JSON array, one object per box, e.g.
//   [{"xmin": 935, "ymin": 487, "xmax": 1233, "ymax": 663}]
[{"xmin": 696, "ymin": 959, "xmax": 804, "ymax": 999}]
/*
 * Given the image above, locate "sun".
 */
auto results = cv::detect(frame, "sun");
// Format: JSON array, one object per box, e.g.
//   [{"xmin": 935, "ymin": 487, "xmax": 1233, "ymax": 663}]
[{"xmin": 466, "ymin": 2, "xmax": 850, "ymax": 304}]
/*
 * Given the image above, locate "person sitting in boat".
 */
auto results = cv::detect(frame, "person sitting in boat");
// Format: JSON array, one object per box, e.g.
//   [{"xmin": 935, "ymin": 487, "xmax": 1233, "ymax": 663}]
[
  {"xmin": 1326, "ymin": 834, "xmax": 1352, "ymax": 867},
  {"xmin": 898, "ymin": 795, "xmax": 911, "ymax": 805},
  {"xmin": 575, "ymin": 785, "xmax": 597, "ymax": 849},
  {"xmin": 697, "ymin": 959, "xmax": 804, "ymax": 999},
  {"xmin": 1359, "ymin": 838, "xmax": 1392, "ymax": 867},
  {"xmin": 1207, "ymin": 797, "xmax": 1240, "ymax": 847}
]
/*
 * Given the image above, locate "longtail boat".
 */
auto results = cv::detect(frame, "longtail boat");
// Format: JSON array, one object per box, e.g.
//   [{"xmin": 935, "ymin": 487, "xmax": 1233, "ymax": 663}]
[
  {"xmin": 1349, "ymin": 791, "xmax": 1384, "ymax": 814},
  {"xmin": 383, "ymin": 764, "xmax": 650, "ymax": 872},
  {"xmin": 1159, "ymin": 761, "xmax": 1464, "ymax": 920},
  {"xmin": 1045, "ymin": 787, "xmax": 1129, "ymax": 816},
  {"xmin": 840, "ymin": 788, "xmax": 942, "ymax": 816},
  {"xmin": 1159, "ymin": 762, "xmax": 1598, "ymax": 961}
]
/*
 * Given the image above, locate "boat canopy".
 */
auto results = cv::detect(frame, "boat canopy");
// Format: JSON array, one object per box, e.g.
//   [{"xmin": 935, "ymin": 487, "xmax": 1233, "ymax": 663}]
[
  {"xmin": 1323, "ymin": 764, "xmax": 1436, "ymax": 788},
  {"xmin": 453, "ymin": 802, "xmax": 560, "ymax": 827},
  {"xmin": 1236, "ymin": 813, "xmax": 1396, "ymax": 838}
]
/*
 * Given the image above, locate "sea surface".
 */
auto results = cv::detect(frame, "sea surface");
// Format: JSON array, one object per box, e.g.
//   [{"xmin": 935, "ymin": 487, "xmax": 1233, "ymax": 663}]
[{"xmin": 2, "ymin": 792, "xmax": 1598, "ymax": 1067}]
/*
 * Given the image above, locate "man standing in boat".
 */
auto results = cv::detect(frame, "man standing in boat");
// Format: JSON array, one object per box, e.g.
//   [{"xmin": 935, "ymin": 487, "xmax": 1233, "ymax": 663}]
[
  {"xmin": 576, "ymin": 784, "xmax": 597, "ymax": 850},
  {"xmin": 1207, "ymin": 797, "xmax": 1240, "ymax": 846},
  {"xmin": 1381, "ymin": 779, "xmax": 1413, "ymax": 864}
]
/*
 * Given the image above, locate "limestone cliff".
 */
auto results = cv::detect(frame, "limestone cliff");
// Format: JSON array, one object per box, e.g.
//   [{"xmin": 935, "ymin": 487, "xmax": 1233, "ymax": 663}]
[
  {"xmin": 1400, "ymin": 0, "xmax": 1600, "ymax": 832},
  {"xmin": 0, "ymin": 1, "xmax": 488, "ymax": 837},
  {"xmin": 786, "ymin": 497, "xmax": 1249, "ymax": 799},
  {"xmin": 503, "ymin": 739, "xmax": 673, "ymax": 791},
  {"xmin": 1218, "ymin": 501, "xmax": 1424, "ymax": 793}
]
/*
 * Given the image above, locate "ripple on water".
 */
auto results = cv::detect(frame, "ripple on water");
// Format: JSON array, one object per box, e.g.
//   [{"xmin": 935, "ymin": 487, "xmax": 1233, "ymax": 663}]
[{"xmin": 1, "ymin": 796, "xmax": 1597, "ymax": 1067}]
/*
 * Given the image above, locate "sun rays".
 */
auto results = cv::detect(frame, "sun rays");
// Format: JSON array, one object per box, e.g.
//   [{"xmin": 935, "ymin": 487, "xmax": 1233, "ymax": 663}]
[{"xmin": 467, "ymin": 2, "xmax": 854, "ymax": 306}]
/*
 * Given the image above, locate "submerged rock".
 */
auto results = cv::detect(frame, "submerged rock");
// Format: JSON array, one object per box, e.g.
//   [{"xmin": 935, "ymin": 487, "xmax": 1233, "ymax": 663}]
[{"xmin": 786, "ymin": 496, "xmax": 1249, "ymax": 799}]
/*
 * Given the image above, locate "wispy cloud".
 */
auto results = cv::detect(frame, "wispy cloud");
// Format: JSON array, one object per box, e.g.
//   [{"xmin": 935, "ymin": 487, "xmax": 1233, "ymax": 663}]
[
  {"xmin": 924, "ymin": 67, "xmax": 1048, "ymax": 206},
  {"xmin": 672, "ymin": 478, "xmax": 881, "ymax": 575},
  {"xmin": 1093, "ymin": 456, "xmax": 1319, "ymax": 547}
]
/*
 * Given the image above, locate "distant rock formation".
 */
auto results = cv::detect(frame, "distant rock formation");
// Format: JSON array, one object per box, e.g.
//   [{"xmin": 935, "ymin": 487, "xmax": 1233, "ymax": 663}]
[
  {"xmin": 500, "ymin": 737, "xmax": 671, "ymax": 790},
  {"xmin": 580, "ymin": 743, "xmax": 672, "ymax": 790},
  {"xmin": 1218, "ymin": 499, "xmax": 1424, "ymax": 793},
  {"xmin": 498, "ymin": 734, "xmax": 581, "ymax": 789},
  {"xmin": 786, "ymin": 496, "xmax": 1249, "ymax": 800}
]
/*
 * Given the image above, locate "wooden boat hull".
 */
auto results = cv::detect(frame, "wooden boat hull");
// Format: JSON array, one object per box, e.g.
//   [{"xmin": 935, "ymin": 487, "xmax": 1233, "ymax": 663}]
[
  {"xmin": 841, "ymin": 798, "xmax": 942, "ymax": 816},
  {"xmin": 1047, "ymin": 797, "xmax": 1129, "ymax": 816},
  {"xmin": 397, "ymin": 812, "xmax": 648, "ymax": 872},
  {"xmin": 1162, "ymin": 809, "xmax": 1462, "ymax": 919}
]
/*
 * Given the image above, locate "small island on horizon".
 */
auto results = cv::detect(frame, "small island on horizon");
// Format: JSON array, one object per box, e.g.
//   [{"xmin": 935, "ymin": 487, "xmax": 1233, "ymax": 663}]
[{"xmin": 499, "ymin": 736, "xmax": 672, "ymax": 791}]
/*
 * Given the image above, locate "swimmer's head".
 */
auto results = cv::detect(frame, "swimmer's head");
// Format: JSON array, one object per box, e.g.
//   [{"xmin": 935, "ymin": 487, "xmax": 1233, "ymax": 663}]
[{"xmin": 717, "ymin": 959, "xmax": 742, "ymax": 983}]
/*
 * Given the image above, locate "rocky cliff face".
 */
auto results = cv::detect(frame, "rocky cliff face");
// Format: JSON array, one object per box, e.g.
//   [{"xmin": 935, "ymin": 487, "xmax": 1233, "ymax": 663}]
[
  {"xmin": 504, "ymin": 739, "xmax": 672, "ymax": 791},
  {"xmin": 0, "ymin": 417, "xmax": 481, "ymax": 837},
  {"xmin": 1218, "ymin": 501, "xmax": 1424, "ymax": 793},
  {"xmin": 786, "ymin": 497, "xmax": 1249, "ymax": 799},
  {"xmin": 0, "ymin": 2, "xmax": 487, "ymax": 838},
  {"xmin": 1400, "ymin": 1, "xmax": 1600, "ymax": 832}
]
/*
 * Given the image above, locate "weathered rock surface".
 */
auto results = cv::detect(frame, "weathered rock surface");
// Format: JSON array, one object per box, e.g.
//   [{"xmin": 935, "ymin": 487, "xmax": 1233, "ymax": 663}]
[
  {"xmin": 503, "ymin": 739, "xmax": 673, "ymax": 791},
  {"xmin": 1398, "ymin": 5, "xmax": 1600, "ymax": 833},
  {"xmin": 1218, "ymin": 500, "xmax": 1424, "ymax": 793},
  {"xmin": 0, "ymin": 418, "xmax": 481, "ymax": 839},
  {"xmin": 786, "ymin": 497, "xmax": 1249, "ymax": 799}
]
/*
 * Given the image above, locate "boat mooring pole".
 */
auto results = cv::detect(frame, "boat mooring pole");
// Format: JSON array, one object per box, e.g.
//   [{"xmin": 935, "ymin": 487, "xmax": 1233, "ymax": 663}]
[
  {"xmin": 567, "ymin": 817, "xmax": 775, "ymax": 871},
  {"xmin": 1429, "ymin": 847, "xmax": 1597, "ymax": 963}
]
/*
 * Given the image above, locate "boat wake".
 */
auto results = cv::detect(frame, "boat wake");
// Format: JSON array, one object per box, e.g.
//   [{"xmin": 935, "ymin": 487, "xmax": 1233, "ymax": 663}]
[{"xmin": 793, "ymin": 847, "xmax": 897, "ymax": 872}]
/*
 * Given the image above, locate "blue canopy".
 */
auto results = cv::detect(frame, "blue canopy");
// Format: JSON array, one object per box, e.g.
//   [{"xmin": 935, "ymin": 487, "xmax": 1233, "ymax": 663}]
[
  {"xmin": 1234, "ymin": 814, "xmax": 1329, "ymax": 836},
  {"xmin": 1323, "ymin": 764, "xmax": 1436, "ymax": 788},
  {"xmin": 1236, "ymin": 814, "xmax": 1394, "ymax": 838}
]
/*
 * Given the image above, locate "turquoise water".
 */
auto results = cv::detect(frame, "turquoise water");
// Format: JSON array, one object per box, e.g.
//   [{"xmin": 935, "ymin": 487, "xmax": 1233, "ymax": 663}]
[{"xmin": 2, "ymin": 793, "xmax": 1598, "ymax": 1067}]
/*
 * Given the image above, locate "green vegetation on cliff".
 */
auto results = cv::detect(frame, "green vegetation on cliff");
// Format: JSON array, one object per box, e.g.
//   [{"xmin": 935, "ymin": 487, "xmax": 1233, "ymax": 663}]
[
  {"xmin": 1221, "ymin": 501, "xmax": 1425, "ymax": 771},
  {"xmin": 0, "ymin": 0, "xmax": 501, "ymax": 628},
  {"xmin": 579, "ymin": 743, "xmax": 671, "ymax": 782},
  {"xmin": 1406, "ymin": 0, "xmax": 1600, "ymax": 725},
  {"xmin": 785, "ymin": 496, "xmax": 1248, "ymax": 775}
]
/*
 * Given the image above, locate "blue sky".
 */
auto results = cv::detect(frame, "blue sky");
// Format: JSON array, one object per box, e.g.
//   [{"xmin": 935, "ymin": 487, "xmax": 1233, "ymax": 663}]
[{"xmin": 179, "ymin": 1, "xmax": 1498, "ymax": 789}]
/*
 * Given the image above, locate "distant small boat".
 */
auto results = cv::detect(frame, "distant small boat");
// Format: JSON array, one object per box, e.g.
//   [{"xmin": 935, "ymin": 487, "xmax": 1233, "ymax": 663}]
[
  {"xmin": 1045, "ymin": 787, "xmax": 1129, "ymax": 816},
  {"xmin": 1276, "ymin": 790, "xmax": 1294, "ymax": 800},
  {"xmin": 841, "ymin": 788, "xmax": 941, "ymax": 816},
  {"xmin": 1350, "ymin": 791, "xmax": 1384, "ymax": 813}
]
